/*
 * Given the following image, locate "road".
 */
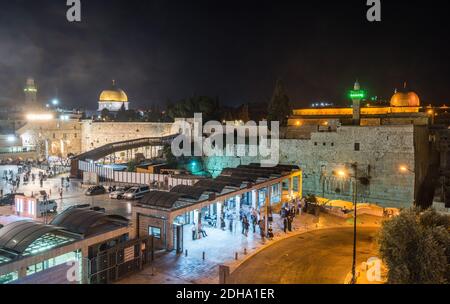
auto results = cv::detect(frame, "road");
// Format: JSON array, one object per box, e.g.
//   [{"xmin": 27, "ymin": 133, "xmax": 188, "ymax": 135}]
[
  {"xmin": 0, "ymin": 165, "xmax": 132, "ymax": 219},
  {"xmin": 228, "ymin": 227, "xmax": 379, "ymax": 284}
]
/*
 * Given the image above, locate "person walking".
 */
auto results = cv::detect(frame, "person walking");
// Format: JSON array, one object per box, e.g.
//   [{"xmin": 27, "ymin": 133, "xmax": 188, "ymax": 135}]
[
  {"xmin": 283, "ymin": 217, "xmax": 288, "ymax": 233},
  {"xmin": 251, "ymin": 213, "xmax": 257, "ymax": 233},
  {"xmin": 228, "ymin": 214, "xmax": 234, "ymax": 232},
  {"xmin": 59, "ymin": 188, "xmax": 63, "ymax": 200},
  {"xmin": 258, "ymin": 218, "xmax": 265, "ymax": 241},
  {"xmin": 242, "ymin": 215, "xmax": 249, "ymax": 236},
  {"xmin": 191, "ymin": 223, "xmax": 197, "ymax": 240},
  {"xmin": 220, "ymin": 215, "xmax": 226, "ymax": 230},
  {"xmin": 200, "ymin": 223, "xmax": 208, "ymax": 237}
]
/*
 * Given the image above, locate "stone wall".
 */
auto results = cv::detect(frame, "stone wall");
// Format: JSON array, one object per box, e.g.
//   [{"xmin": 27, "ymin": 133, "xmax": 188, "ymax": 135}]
[
  {"xmin": 203, "ymin": 125, "xmax": 426, "ymax": 208},
  {"xmin": 80, "ymin": 121, "xmax": 175, "ymax": 152},
  {"xmin": 17, "ymin": 119, "xmax": 82, "ymax": 158}
]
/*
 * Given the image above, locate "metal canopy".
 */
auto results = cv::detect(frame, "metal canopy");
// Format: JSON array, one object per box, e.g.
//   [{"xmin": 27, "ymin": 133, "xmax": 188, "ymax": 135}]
[
  {"xmin": 194, "ymin": 179, "xmax": 230, "ymax": 193},
  {"xmin": 0, "ymin": 221, "xmax": 67, "ymax": 255},
  {"xmin": 170, "ymin": 185, "xmax": 208, "ymax": 200},
  {"xmin": 51, "ymin": 208, "xmax": 129, "ymax": 236},
  {"xmin": 214, "ymin": 176, "xmax": 247, "ymax": 187},
  {"xmin": 140, "ymin": 191, "xmax": 184, "ymax": 209}
]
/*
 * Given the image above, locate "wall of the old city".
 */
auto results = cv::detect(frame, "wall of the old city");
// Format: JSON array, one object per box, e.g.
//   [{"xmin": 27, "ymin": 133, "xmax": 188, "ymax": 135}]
[
  {"xmin": 203, "ymin": 125, "xmax": 423, "ymax": 208},
  {"xmin": 80, "ymin": 121, "xmax": 174, "ymax": 152},
  {"xmin": 17, "ymin": 120, "xmax": 82, "ymax": 158}
]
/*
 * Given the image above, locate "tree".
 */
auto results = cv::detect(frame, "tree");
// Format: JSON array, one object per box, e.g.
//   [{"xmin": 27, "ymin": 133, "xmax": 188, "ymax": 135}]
[
  {"xmin": 379, "ymin": 208, "xmax": 450, "ymax": 284},
  {"xmin": 167, "ymin": 96, "xmax": 220, "ymax": 121},
  {"xmin": 267, "ymin": 79, "xmax": 291, "ymax": 127},
  {"xmin": 127, "ymin": 159, "xmax": 138, "ymax": 172},
  {"xmin": 162, "ymin": 144, "xmax": 177, "ymax": 165},
  {"xmin": 100, "ymin": 108, "xmax": 111, "ymax": 121}
]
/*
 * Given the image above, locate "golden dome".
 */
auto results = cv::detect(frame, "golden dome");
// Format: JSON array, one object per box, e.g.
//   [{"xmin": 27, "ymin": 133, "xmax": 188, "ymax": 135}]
[
  {"xmin": 99, "ymin": 81, "xmax": 128, "ymax": 103},
  {"xmin": 390, "ymin": 83, "xmax": 420, "ymax": 107},
  {"xmin": 390, "ymin": 91, "xmax": 420, "ymax": 107}
]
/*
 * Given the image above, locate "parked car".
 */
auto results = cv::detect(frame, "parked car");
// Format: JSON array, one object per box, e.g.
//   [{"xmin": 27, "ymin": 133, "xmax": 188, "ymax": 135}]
[
  {"xmin": 123, "ymin": 186, "xmax": 151, "ymax": 200},
  {"xmin": 0, "ymin": 193, "xmax": 25, "ymax": 206},
  {"xmin": 109, "ymin": 187, "xmax": 131, "ymax": 199},
  {"xmin": 38, "ymin": 199, "xmax": 58, "ymax": 216},
  {"xmin": 85, "ymin": 185, "xmax": 106, "ymax": 196}
]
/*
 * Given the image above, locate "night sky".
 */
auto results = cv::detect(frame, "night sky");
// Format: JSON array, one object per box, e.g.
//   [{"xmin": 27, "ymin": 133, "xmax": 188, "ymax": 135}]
[{"xmin": 0, "ymin": 0, "xmax": 449, "ymax": 110}]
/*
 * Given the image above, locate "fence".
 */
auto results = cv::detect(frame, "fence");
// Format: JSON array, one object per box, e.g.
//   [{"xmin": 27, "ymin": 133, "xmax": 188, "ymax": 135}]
[{"xmin": 78, "ymin": 160, "xmax": 198, "ymax": 188}]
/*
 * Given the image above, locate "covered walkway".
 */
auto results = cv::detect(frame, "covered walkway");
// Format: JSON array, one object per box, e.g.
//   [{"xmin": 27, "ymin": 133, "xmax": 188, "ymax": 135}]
[{"xmin": 132, "ymin": 164, "xmax": 302, "ymax": 252}]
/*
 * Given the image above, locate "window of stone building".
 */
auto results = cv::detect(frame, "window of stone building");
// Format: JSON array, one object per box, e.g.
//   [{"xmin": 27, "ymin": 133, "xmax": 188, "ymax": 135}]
[
  {"xmin": 53, "ymin": 133, "xmax": 56, "ymax": 139},
  {"xmin": 323, "ymin": 143, "xmax": 326, "ymax": 146},
  {"xmin": 74, "ymin": 133, "xmax": 77, "ymax": 138},
  {"xmin": 354, "ymin": 143, "xmax": 360, "ymax": 151},
  {"xmin": 331, "ymin": 143, "xmax": 334, "ymax": 147},
  {"xmin": 314, "ymin": 142, "xmax": 318, "ymax": 146}
]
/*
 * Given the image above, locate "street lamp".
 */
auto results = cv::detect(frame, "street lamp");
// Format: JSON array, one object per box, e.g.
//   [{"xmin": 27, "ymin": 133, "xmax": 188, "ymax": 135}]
[
  {"xmin": 335, "ymin": 162, "xmax": 358, "ymax": 284},
  {"xmin": 399, "ymin": 165, "xmax": 414, "ymax": 174}
]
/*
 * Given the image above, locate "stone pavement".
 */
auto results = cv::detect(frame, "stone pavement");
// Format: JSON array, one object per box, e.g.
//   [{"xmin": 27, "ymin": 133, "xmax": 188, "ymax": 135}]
[{"xmin": 119, "ymin": 211, "xmax": 383, "ymax": 284}]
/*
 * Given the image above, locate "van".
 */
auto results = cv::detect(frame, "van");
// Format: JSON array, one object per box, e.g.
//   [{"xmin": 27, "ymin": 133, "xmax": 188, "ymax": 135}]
[
  {"xmin": 123, "ymin": 186, "xmax": 151, "ymax": 200},
  {"xmin": 38, "ymin": 200, "xmax": 58, "ymax": 216}
]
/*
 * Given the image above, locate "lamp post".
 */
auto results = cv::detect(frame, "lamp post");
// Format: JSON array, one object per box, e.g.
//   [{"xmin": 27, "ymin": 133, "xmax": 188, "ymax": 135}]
[{"xmin": 335, "ymin": 162, "xmax": 358, "ymax": 284}]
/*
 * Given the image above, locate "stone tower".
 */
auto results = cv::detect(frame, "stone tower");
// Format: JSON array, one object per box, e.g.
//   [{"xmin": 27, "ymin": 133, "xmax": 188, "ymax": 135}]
[
  {"xmin": 24, "ymin": 77, "xmax": 38, "ymax": 106},
  {"xmin": 351, "ymin": 80, "xmax": 363, "ymax": 126}
]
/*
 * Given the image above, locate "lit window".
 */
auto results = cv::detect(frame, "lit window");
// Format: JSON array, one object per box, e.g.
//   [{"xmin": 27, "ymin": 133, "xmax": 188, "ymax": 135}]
[{"xmin": 148, "ymin": 226, "xmax": 161, "ymax": 239}]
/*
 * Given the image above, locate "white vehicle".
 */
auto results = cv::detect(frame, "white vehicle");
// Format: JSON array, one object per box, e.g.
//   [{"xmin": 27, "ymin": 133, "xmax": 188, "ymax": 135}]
[
  {"xmin": 38, "ymin": 199, "xmax": 58, "ymax": 216},
  {"xmin": 109, "ymin": 187, "xmax": 128, "ymax": 199},
  {"xmin": 123, "ymin": 186, "xmax": 150, "ymax": 200}
]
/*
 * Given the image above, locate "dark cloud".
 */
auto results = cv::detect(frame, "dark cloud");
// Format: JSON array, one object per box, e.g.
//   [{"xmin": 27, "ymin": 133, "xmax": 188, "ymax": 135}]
[{"xmin": 0, "ymin": 0, "xmax": 449, "ymax": 110}]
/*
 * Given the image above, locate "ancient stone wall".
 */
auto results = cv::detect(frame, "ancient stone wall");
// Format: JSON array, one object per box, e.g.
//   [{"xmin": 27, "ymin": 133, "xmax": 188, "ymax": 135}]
[
  {"xmin": 203, "ymin": 125, "xmax": 423, "ymax": 208},
  {"xmin": 80, "ymin": 121, "xmax": 175, "ymax": 152}
]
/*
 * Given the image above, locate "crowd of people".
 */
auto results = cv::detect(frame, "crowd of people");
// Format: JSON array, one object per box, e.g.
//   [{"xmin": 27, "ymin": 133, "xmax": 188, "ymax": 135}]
[
  {"xmin": 1, "ymin": 164, "xmax": 71, "ymax": 200},
  {"xmin": 189, "ymin": 196, "xmax": 315, "ymax": 242}
]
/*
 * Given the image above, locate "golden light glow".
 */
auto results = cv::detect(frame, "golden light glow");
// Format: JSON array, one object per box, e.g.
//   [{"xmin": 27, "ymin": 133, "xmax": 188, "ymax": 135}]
[
  {"xmin": 427, "ymin": 109, "xmax": 434, "ymax": 115},
  {"xmin": 26, "ymin": 113, "xmax": 54, "ymax": 121},
  {"xmin": 99, "ymin": 89, "xmax": 128, "ymax": 103},
  {"xmin": 336, "ymin": 170, "xmax": 347, "ymax": 178},
  {"xmin": 399, "ymin": 165, "xmax": 410, "ymax": 173},
  {"xmin": 292, "ymin": 106, "xmax": 420, "ymax": 117}
]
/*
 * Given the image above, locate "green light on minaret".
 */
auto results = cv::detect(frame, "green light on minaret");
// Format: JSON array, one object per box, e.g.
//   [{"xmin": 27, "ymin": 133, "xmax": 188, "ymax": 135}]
[{"xmin": 349, "ymin": 90, "xmax": 366, "ymax": 99}]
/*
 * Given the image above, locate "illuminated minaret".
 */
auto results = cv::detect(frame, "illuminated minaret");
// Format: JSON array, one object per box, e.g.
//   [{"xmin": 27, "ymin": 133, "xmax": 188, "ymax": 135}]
[
  {"xmin": 24, "ymin": 77, "xmax": 38, "ymax": 106},
  {"xmin": 349, "ymin": 80, "xmax": 366, "ymax": 126}
]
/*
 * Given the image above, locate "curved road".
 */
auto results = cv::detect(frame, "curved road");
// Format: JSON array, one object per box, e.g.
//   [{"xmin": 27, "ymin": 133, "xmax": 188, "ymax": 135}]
[{"xmin": 229, "ymin": 227, "xmax": 379, "ymax": 284}]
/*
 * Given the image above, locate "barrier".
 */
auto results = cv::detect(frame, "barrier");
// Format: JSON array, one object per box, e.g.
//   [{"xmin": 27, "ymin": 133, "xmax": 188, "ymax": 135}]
[{"xmin": 78, "ymin": 160, "xmax": 198, "ymax": 187}]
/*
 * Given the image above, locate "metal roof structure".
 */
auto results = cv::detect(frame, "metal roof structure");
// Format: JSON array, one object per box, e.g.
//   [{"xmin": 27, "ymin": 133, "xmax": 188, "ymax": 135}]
[
  {"xmin": 137, "ymin": 164, "xmax": 302, "ymax": 213},
  {"xmin": 194, "ymin": 179, "xmax": 230, "ymax": 193},
  {"xmin": 140, "ymin": 191, "xmax": 184, "ymax": 209},
  {"xmin": 50, "ymin": 208, "xmax": 129, "ymax": 237},
  {"xmin": 170, "ymin": 185, "xmax": 209, "ymax": 200},
  {"xmin": 0, "ymin": 221, "xmax": 75, "ymax": 258}
]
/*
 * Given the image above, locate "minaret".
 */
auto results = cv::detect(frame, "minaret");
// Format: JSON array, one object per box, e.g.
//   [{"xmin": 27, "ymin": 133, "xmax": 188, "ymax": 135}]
[
  {"xmin": 350, "ymin": 80, "xmax": 364, "ymax": 126},
  {"xmin": 24, "ymin": 77, "xmax": 38, "ymax": 109}
]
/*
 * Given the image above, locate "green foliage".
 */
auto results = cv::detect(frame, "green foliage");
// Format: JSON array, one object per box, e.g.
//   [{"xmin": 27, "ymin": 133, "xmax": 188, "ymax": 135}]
[
  {"xmin": 162, "ymin": 144, "xmax": 177, "ymax": 165},
  {"xmin": 267, "ymin": 79, "xmax": 291, "ymax": 127},
  {"xmin": 379, "ymin": 208, "xmax": 450, "ymax": 284},
  {"xmin": 167, "ymin": 96, "xmax": 220, "ymax": 121},
  {"xmin": 100, "ymin": 108, "xmax": 112, "ymax": 121},
  {"xmin": 127, "ymin": 159, "xmax": 137, "ymax": 172}
]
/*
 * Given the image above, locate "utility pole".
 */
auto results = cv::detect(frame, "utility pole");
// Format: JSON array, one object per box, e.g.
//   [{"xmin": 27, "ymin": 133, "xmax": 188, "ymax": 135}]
[{"xmin": 351, "ymin": 162, "xmax": 358, "ymax": 284}]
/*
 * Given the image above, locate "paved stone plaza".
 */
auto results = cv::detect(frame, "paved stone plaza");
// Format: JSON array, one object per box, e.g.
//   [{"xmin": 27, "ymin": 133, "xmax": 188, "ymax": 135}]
[{"xmin": 118, "ymin": 212, "xmax": 382, "ymax": 284}]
